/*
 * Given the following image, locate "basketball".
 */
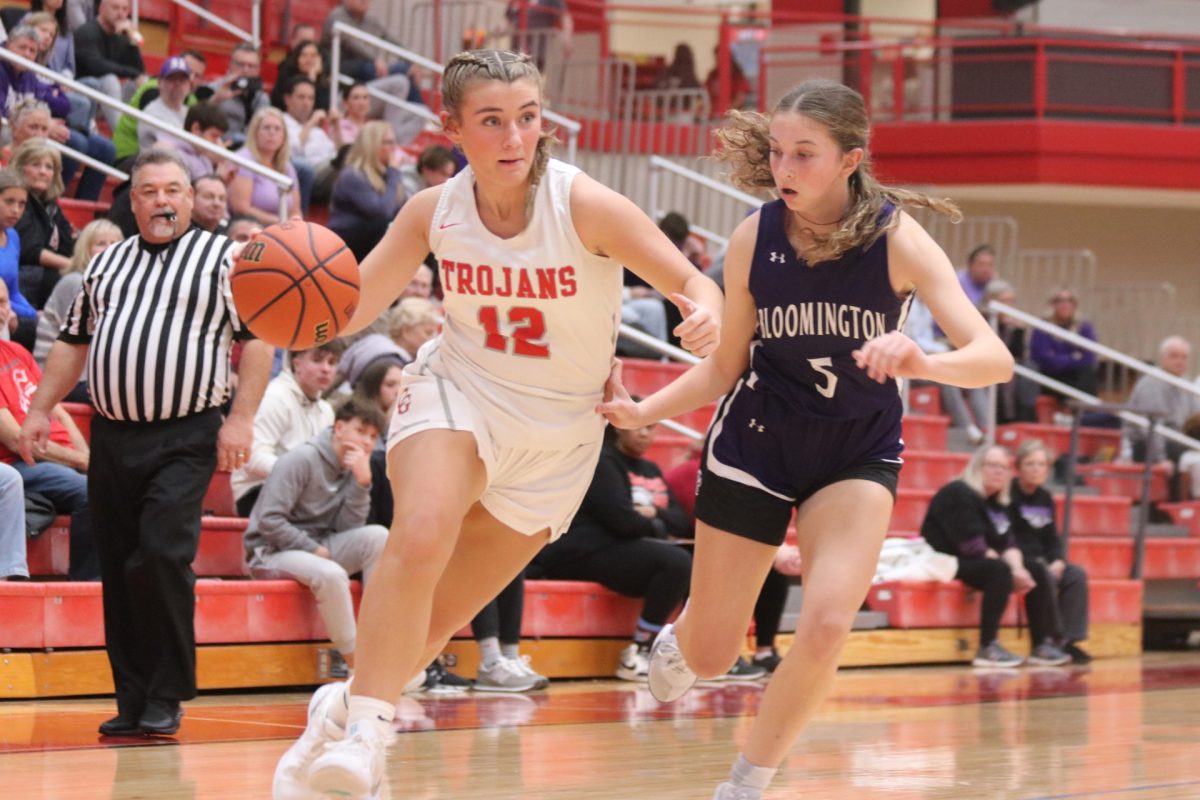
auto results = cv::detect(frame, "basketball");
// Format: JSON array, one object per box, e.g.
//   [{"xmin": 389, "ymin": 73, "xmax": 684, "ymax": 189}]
[{"xmin": 230, "ymin": 221, "xmax": 360, "ymax": 350}]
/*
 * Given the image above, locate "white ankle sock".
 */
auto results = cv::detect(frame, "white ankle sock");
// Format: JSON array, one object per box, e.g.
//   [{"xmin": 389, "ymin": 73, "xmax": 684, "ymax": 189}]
[
  {"xmin": 346, "ymin": 695, "xmax": 395, "ymax": 739},
  {"xmin": 327, "ymin": 681, "xmax": 351, "ymax": 728},
  {"xmin": 729, "ymin": 753, "xmax": 776, "ymax": 791},
  {"xmin": 478, "ymin": 637, "xmax": 502, "ymax": 666}
]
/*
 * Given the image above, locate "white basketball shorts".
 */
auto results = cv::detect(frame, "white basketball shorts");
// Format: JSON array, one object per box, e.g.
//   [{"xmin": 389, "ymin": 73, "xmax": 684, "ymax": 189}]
[{"xmin": 386, "ymin": 367, "xmax": 602, "ymax": 539}]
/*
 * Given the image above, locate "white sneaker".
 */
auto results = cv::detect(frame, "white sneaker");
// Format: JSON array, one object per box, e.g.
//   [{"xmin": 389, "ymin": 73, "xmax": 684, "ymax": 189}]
[
  {"xmin": 648, "ymin": 623, "xmax": 697, "ymax": 702},
  {"xmin": 308, "ymin": 720, "xmax": 392, "ymax": 800},
  {"xmin": 510, "ymin": 654, "xmax": 550, "ymax": 689},
  {"xmin": 615, "ymin": 643, "xmax": 649, "ymax": 682},
  {"xmin": 713, "ymin": 782, "xmax": 763, "ymax": 800},
  {"xmin": 273, "ymin": 682, "xmax": 346, "ymax": 800},
  {"xmin": 475, "ymin": 656, "xmax": 543, "ymax": 693}
]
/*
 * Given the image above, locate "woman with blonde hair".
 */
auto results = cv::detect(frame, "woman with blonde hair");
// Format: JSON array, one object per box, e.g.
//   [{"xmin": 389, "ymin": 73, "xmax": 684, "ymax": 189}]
[
  {"xmin": 33, "ymin": 218, "xmax": 121, "ymax": 372},
  {"xmin": 329, "ymin": 121, "xmax": 406, "ymax": 260},
  {"xmin": 12, "ymin": 138, "xmax": 73, "ymax": 308},
  {"xmin": 228, "ymin": 107, "xmax": 301, "ymax": 225}
]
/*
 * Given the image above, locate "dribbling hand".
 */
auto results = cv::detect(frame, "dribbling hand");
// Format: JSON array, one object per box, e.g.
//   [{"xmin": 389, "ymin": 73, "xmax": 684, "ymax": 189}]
[
  {"xmin": 595, "ymin": 360, "xmax": 645, "ymax": 429},
  {"xmin": 852, "ymin": 331, "xmax": 930, "ymax": 384},
  {"xmin": 670, "ymin": 293, "xmax": 719, "ymax": 358}
]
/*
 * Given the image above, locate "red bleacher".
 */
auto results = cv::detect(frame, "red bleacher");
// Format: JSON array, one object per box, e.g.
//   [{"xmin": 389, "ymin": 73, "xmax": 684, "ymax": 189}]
[
  {"xmin": 996, "ymin": 422, "xmax": 1122, "ymax": 460},
  {"xmin": 867, "ymin": 578, "xmax": 1143, "ymax": 628},
  {"xmin": 1158, "ymin": 501, "xmax": 1200, "ymax": 537}
]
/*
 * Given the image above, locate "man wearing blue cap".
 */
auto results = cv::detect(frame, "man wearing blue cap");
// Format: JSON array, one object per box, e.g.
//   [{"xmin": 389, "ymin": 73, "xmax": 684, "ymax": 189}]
[{"xmin": 137, "ymin": 56, "xmax": 193, "ymax": 151}]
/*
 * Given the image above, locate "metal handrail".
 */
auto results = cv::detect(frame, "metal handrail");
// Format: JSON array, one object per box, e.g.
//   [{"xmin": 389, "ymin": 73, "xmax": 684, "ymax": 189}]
[
  {"xmin": 989, "ymin": 300, "xmax": 1200, "ymax": 402},
  {"xmin": 329, "ymin": 21, "xmax": 582, "ymax": 163},
  {"xmin": 46, "ymin": 140, "xmax": 128, "ymax": 182},
  {"xmin": 648, "ymin": 155, "xmax": 761, "ymax": 217},
  {"xmin": 134, "ymin": 0, "xmax": 261, "ymax": 48},
  {"xmin": 0, "ymin": 48, "xmax": 293, "ymax": 214}
]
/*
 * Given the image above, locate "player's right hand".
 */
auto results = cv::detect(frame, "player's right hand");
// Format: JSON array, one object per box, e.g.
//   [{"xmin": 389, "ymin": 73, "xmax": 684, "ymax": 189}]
[
  {"xmin": 596, "ymin": 360, "xmax": 645, "ymax": 429},
  {"xmin": 17, "ymin": 411, "xmax": 52, "ymax": 466}
]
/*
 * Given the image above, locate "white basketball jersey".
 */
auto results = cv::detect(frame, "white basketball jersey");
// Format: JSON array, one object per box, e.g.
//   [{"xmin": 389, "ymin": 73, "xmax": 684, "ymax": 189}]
[{"xmin": 422, "ymin": 159, "xmax": 622, "ymax": 448}]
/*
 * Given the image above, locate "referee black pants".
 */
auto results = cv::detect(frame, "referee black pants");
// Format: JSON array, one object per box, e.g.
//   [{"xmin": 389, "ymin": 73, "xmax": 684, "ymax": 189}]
[{"xmin": 89, "ymin": 410, "xmax": 220, "ymax": 714}]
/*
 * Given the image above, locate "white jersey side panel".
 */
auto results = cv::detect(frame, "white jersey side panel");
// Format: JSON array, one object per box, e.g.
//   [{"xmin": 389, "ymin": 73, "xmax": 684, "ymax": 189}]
[{"xmin": 423, "ymin": 159, "xmax": 622, "ymax": 448}]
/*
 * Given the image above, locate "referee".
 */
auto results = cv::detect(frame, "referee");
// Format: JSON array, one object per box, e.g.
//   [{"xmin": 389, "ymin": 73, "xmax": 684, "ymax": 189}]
[{"xmin": 18, "ymin": 148, "xmax": 274, "ymax": 737}]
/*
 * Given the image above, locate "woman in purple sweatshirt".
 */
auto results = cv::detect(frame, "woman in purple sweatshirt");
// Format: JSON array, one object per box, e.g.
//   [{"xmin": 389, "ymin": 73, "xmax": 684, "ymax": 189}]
[{"xmin": 1029, "ymin": 288, "xmax": 1099, "ymax": 398}]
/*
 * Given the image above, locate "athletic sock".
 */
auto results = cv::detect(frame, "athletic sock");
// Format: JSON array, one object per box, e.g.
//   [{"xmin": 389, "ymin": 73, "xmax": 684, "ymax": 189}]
[
  {"xmin": 634, "ymin": 618, "xmax": 661, "ymax": 645},
  {"xmin": 346, "ymin": 695, "xmax": 395, "ymax": 739},
  {"xmin": 478, "ymin": 636, "xmax": 502, "ymax": 667},
  {"xmin": 729, "ymin": 753, "xmax": 776, "ymax": 792},
  {"xmin": 500, "ymin": 642, "xmax": 520, "ymax": 660},
  {"xmin": 327, "ymin": 680, "xmax": 351, "ymax": 728}
]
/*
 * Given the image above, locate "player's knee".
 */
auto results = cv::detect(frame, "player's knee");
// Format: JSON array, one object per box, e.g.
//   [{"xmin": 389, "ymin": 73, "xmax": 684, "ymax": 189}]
[
  {"xmin": 388, "ymin": 511, "xmax": 461, "ymax": 564},
  {"xmin": 795, "ymin": 612, "xmax": 852, "ymax": 664}
]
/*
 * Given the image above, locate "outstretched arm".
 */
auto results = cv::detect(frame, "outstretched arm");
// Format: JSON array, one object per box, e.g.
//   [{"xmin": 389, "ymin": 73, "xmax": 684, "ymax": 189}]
[{"xmin": 341, "ymin": 186, "xmax": 442, "ymax": 337}]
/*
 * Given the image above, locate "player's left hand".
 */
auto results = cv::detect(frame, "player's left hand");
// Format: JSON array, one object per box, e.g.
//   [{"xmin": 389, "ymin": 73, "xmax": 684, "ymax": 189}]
[
  {"xmin": 670, "ymin": 293, "xmax": 719, "ymax": 358},
  {"xmin": 217, "ymin": 412, "xmax": 254, "ymax": 472},
  {"xmin": 853, "ymin": 331, "xmax": 930, "ymax": 384}
]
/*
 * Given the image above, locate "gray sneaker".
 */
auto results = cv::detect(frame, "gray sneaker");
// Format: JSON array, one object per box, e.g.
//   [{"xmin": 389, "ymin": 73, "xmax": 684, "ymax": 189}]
[
  {"xmin": 475, "ymin": 656, "xmax": 542, "ymax": 693},
  {"xmin": 509, "ymin": 654, "xmax": 550, "ymax": 689},
  {"xmin": 722, "ymin": 656, "xmax": 768, "ymax": 682},
  {"xmin": 713, "ymin": 782, "xmax": 763, "ymax": 800},
  {"xmin": 648, "ymin": 623, "xmax": 697, "ymax": 702},
  {"xmin": 1027, "ymin": 641, "xmax": 1071, "ymax": 666},
  {"xmin": 972, "ymin": 641, "xmax": 1024, "ymax": 668}
]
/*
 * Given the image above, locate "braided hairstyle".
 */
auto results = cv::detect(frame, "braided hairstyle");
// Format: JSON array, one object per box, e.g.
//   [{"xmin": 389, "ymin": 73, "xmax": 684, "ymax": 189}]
[
  {"xmin": 717, "ymin": 79, "xmax": 960, "ymax": 264},
  {"xmin": 442, "ymin": 49, "xmax": 556, "ymax": 204}
]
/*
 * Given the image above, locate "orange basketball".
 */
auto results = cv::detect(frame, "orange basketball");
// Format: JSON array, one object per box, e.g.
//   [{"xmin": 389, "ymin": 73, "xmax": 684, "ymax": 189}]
[{"xmin": 230, "ymin": 222, "xmax": 360, "ymax": 350}]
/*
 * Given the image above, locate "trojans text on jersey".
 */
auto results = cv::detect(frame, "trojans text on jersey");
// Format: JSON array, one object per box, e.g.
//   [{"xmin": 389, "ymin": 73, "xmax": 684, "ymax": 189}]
[{"xmin": 441, "ymin": 260, "xmax": 578, "ymax": 300}]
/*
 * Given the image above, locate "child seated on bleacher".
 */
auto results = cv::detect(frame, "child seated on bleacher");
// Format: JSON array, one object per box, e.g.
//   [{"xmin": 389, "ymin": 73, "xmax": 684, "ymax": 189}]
[{"xmin": 242, "ymin": 397, "xmax": 389, "ymax": 678}]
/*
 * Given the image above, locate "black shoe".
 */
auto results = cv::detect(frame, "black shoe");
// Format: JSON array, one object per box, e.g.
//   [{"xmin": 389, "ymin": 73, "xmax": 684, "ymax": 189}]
[
  {"xmin": 752, "ymin": 649, "xmax": 782, "ymax": 673},
  {"xmin": 98, "ymin": 712, "xmax": 142, "ymax": 736},
  {"xmin": 1063, "ymin": 642, "xmax": 1092, "ymax": 664},
  {"xmin": 138, "ymin": 700, "xmax": 183, "ymax": 736}
]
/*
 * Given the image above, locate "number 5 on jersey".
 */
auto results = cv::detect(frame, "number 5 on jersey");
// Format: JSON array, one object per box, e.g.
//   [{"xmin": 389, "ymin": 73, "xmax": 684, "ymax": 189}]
[{"xmin": 479, "ymin": 306, "xmax": 551, "ymax": 358}]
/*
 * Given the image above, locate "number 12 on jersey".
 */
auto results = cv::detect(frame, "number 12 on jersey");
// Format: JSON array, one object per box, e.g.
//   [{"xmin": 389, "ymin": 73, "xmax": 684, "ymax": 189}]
[{"xmin": 479, "ymin": 306, "xmax": 551, "ymax": 358}]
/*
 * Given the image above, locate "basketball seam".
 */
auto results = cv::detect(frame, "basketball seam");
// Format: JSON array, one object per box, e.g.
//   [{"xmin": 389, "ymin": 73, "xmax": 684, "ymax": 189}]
[{"xmin": 260, "ymin": 225, "xmax": 343, "ymax": 333}]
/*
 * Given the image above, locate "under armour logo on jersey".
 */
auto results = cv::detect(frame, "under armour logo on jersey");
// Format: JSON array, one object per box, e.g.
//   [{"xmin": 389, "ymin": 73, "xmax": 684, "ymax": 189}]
[
  {"xmin": 748, "ymin": 418, "xmax": 765, "ymax": 433},
  {"xmin": 769, "ymin": 252, "xmax": 786, "ymax": 264}
]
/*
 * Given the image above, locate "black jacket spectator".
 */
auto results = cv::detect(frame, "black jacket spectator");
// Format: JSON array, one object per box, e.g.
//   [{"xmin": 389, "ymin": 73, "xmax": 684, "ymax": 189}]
[
  {"xmin": 17, "ymin": 193, "xmax": 73, "ymax": 270},
  {"xmin": 921, "ymin": 479, "xmax": 1013, "ymax": 560},
  {"xmin": 73, "ymin": 18, "xmax": 143, "ymax": 79},
  {"xmin": 1007, "ymin": 481, "xmax": 1063, "ymax": 564}
]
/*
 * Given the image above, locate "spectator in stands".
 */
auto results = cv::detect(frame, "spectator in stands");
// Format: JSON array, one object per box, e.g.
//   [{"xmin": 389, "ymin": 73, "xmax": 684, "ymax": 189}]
[
  {"xmin": 958, "ymin": 244, "xmax": 997, "ymax": 307},
  {"xmin": 703, "ymin": 46, "xmax": 752, "ymax": 113},
  {"xmin": 73, "ymin": 0, "xmax": 145, "ymax": 132},
  {"xmin": 280, "ymin": 76, "xmax": 343, "ymax": 208},
  {"xmin": 290, "ymin": 23, "xmax": 317, "ymax": 52},
  {"xmin": 134, "ymin": 57, "xmax": 194, "ymax": 152},
  {"xmin": 903, "ymin": 294, "xmax": 986, "ymax": 443},
  {"xmin": 921, "ymin": 444, "xmax": 1069, "ymax": 668},
  {"xmin": 206, "ymin": 43, "xmax": 269, "ymax": 148},
  {"xmin": 225, "ymin": 213, "xmax": 258, "ymax": 243},
  {"xmin": 352, "ymin": 358, "xmax": 402, "ymax": 526},
  {"xmin": 244, "ymin": 396, "xmax": 389, "ymax": 676},
  {"xmin": 0, "ymin": 460, "xmax": 27, "ymax": 580},
  {"xmin": 25, "ymin": 9, "xmax": 90, "ymax": 131},
  {"xmin": 112, "ymin": 50, "xmax": 206, "ymax": 163},
  {"xmin": 985, "ymin": 279, "xmax": 1038, "ymax": 425},
  {"xmin": 0, "ymin": 278, "xmax": 96, "ymax": 580},
  {"xmin": 158, "ymin": 103, "xmax": 231, "ymax": 183},
  {"xmin": 663, "ymin": 443, "xmax": 787, "ymax": 674},
  {"xmin": 402, "ymin": 262, "xmax": 434, "ymax": 300},
  {"xmin": 12, "ymin": 138, "xmax": 74, "ymax": 309},
  {"xmin": 505, "ymin": 0, "xmax": 572, "ymax": 70},
  {"xmin": 321, "ymin": 0, "xmax": 423, "ymax": 103},
  {"xmin": 272, "ymin": 40, "xmax": 333, "ymax": 113},
  {"xmin": 228, "ymin": 107, "xmax": 301, "ymax": 226},
  {"xmin": 658, "ymin": 43, "xmax": 701, "ymax": 91},
  {"xmin": 0, "ymin": 170, "xmax": 36, "ymax": 350},
  {"xmin": 1181, "ymin": 412, "xmax": 1200, "ymax": 500},
  {"xmin": 33, "ymin": 219, "xmax": 120, "ymax": 396},
  {"xmin": 337, "ymin": 81, "xmax": 372, "ymax": 144},
  {"xmin": 190, "ymin": 175, "xmax": 228, "ymax": 235},
  {"xmin": 469, "ymin": 575, "xmax": 549, "ymax": 692},
  {"xmin": 0, "ymin": 27, "xmax": 116, "ymax": 202},
  {"xmin": 335, "ymin": 296, "xmax": 438, "ymax": 388},
  {"xmin": 1009, "ymin": 439, "xmax": 1091, "ymax": 664},
  {"xmin": 1122, "ymin": 336, "xmax": 1200, "ymax": 492},
  {"xmin": 329, "ymin": 121, "xmax": 404, "ymax": 261},
  {"xmin": 399, "ymin": 143, "xmax": 457, "ymax": 199},
  {"xmin": 531, "ymin": 418, "xmax": 695, "ymax": 682},
  {"xmin": 1029, "ymin": 288, "xmax": 1099, "ymax": 399},
  {"xmin": 3, "ymin": 99, "xmax": 53, "ymax": 164},
  {"xmin": 231, "ymin": 340, "xmax": 343, "ymax": 517}
]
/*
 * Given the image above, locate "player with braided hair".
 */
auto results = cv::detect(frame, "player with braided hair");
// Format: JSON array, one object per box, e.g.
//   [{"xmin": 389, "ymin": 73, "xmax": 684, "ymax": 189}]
[{"xmin": 271, "ymin": 48, "xmax": 722, "ymax": 800}]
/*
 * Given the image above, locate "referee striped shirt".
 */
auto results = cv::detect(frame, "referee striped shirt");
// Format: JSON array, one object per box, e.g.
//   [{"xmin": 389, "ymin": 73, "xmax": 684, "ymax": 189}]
[{"xmin": 59, "ymin": 227, "xmax": 251, "ymax": 422}]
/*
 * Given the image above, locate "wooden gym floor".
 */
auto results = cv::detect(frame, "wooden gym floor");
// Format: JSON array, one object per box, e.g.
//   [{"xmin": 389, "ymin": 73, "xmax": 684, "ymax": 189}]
[{"xmin": 5, "ymin": 653, "xmax": 1200, "ymax": 799}]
